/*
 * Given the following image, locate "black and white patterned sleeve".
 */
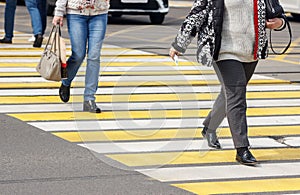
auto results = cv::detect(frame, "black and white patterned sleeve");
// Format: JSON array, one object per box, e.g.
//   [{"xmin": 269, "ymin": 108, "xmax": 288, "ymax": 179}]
[{"xmin": 171, "ymin": 0, "xmax": 208, "ymax": 53}]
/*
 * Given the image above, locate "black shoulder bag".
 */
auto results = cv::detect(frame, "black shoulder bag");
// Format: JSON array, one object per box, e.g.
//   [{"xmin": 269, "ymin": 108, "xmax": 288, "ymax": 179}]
[{"xmin": 265, "ymin": 0, "xmax": 292, "ymax": 55}]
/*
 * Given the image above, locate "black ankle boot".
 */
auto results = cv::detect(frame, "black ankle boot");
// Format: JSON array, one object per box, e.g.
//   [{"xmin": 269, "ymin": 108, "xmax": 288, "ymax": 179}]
[
  {"xmin": 33, "ymin": 34, "xmax": 43, "ymax": 48},
  {"xmin": 83, "ymin": 100, "xmax": 101, "ymax": 113},
  {"xmin": 0, "ymin": 37, "xmax": 12, "ymax": 44},
  {"xmin": 201, "ymin": 127, "xmax": 221, "ymax": 149},
  {"xmin": 59, "ymin": 84, "xmax": 70, "ymax": 103}
]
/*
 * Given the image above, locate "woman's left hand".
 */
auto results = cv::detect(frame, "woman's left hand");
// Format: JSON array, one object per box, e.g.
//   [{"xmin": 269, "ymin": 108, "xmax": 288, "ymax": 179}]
[{"xmin": 266, "ymin": 18, "xmax": 284, "ymax": 29}]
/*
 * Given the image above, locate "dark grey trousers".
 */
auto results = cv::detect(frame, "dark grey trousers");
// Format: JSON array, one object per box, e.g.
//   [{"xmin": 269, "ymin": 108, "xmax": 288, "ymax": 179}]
[{"xmin": 203, "ymin": 60, "xmax": 258, "ymax": 148}]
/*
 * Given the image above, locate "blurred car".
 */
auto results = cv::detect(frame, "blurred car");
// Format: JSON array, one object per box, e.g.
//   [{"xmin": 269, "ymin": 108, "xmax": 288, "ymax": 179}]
[
  {"xmin": 41, "ymin": 0, "xmax": 169, "ymax": 24},
  {"xmin": 109, "ymin": 0, "xmax": 169, "ymax": 24},
  {"xmin": 280, "ymin": 0, "xmax": 300, "ymax": 19}
]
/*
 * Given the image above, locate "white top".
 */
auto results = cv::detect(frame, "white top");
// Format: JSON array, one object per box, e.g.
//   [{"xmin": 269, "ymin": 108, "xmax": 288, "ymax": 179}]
[{"xmin": 218, "ymin": 0, "xmax": 257, "ymax": 62}]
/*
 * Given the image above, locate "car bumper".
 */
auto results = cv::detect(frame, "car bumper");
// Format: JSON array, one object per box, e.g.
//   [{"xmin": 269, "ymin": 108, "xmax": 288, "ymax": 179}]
[{"xmin": 109, "ymin": 0, "xmax": 169, "ymax": 14}]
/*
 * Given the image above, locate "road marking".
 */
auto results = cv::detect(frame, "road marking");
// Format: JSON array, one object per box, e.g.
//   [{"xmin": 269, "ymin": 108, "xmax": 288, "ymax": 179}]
[
  {"xmin": 172, "ymin": 178, "xmax": 300, "ymax": 194},
  {"xmin": 106, "ymin": 148, "xmax": 300, "ymax": 167},
  {"xmin": 139, "ymin": 162, "xmax": 300, "ymax": 182},
  {"xmin": 79, "ymin": 137, "xmax": 293, "ymax": 154},
  {"xmin": 7, "ymin": 106, "xmax": 300, "ymax": 121},
  {"xmin": 0, "ymin": 79, "xmax": 291, "ymax": 89},
  {"xmin": 1, "ymin": 99, "xmax": 300, "ymax": 113},
  {"xmin": 52, "ymin": 126, "xmax": 300, "ymax": 142},
  {"xmin": 28, "ymin": 116, "xmax": 300, "ymax": 131},
  {"xmin": 1, "ymin": 33, "xmax": 300, "ymax": 194}
]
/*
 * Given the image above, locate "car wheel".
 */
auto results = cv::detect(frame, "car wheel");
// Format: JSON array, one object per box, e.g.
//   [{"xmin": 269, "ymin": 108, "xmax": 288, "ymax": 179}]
[
  {"xmin": 149, "ymin": 13, "xmax": 165, "ymax": 24},
  {"xmin": 47, "ymin": 5, "xmax": 55, "ymax": 16},
  {"xmin": 291, "ymin": 13, "xmax": 300, "ymax": 20}
]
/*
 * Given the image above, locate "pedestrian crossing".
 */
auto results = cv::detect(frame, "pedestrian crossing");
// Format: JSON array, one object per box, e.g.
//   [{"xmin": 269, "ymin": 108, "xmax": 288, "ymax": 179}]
[{"xmin": 1, "ymin": 32, "xmax": 300, "ymax": 194}]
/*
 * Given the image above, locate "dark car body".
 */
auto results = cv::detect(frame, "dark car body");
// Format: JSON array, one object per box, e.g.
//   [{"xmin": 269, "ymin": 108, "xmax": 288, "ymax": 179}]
[
  {"xmin": 47, "ymin": 0, "xmax": 169, "ymax": 24},
  {"xmin": 109, "ymin": 0, "xmax": 169, "ymax": 24}
]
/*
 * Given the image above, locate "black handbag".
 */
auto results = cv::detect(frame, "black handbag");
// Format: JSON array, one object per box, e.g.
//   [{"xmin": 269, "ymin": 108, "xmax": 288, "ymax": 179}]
[{"xmin": 265, "ymin": 0, "xmax": 292, "ymax": 55}]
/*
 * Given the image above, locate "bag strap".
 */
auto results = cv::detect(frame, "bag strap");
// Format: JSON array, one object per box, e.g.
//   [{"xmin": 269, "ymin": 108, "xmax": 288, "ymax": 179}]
[
  {"xmin": 269, "ymin": 15, "xmax": 292, "ymax": 55},
  {"xmin": 44, "ymin": 25, "xmax": 56, "ymax": 51},
  {"xmin": 44, "ymin": 25, "xmax": 61, "ymax": 61}
]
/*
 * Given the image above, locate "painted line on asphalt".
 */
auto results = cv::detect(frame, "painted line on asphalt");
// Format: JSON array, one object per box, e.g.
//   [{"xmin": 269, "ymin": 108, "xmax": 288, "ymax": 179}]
[
  {"xmin": 52, "ymin": 126, "xmax": 300, "ymax": 142},
  {"xmin": 78, "ymin": 137, "xmax": 293, "ymax": 154},
  {"xmin": 28, "ymin": 116, "xmax": 300, "ymax": 131},
  {"xmin": 106, "ymin": 148, "xmax": 300, "ymax": 167},
  {"xmin": 172, "ymin": 177, "xmax": 300, "ymax": 194},
  {"xmin": 139, "ymin": 162, "xmax": 300, "ymax": 182}
]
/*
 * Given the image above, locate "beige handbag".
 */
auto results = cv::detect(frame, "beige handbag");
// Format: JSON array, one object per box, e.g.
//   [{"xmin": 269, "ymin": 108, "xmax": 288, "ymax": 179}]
[{"xmin": 36, "ymin": 25, "xmax": 63, "ymax": 81}]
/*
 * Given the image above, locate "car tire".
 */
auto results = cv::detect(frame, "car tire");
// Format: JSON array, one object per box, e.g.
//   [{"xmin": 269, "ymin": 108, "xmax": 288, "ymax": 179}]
[
  {"xmin": 149, "ymin": 13, "xmax": 165, "ymax": 24},
  {"xmin": 291, "ymin": 13, "xmax": 300, "ymax": 20},
  {"xmin": 47, "ymin": 5, "xmax": 55, "ymax": 16}
]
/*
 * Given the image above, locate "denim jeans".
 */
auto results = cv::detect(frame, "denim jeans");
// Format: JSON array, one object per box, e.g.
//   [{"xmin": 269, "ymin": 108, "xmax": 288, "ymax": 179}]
[
  {"xmin": 203, "ymin": 60, "xmax": 258, "ymax": 148},
  {"xmin": 25, "ymin": 0, "xmax": 47, "ymax": 36},
  {"xmin": 62, "ymin": 14, "xmax": 108, "ymax": 101},
  {"xmin": 4, "ymin": 0, "xmax": 17, "ymax": 40}
]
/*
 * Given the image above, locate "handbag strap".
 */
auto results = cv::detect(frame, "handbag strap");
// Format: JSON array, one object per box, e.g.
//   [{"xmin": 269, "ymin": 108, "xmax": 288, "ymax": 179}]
[
  {"xmin": 269, "ymin": 15, "xmax": 292, "ymax": 55},
  {"xmin": 44, "ymin": 25, "xmax": 56, "ymax": 50},
  {"xmin": 44, "ymin": 25, "xmax": 61, "ymax": 61}
]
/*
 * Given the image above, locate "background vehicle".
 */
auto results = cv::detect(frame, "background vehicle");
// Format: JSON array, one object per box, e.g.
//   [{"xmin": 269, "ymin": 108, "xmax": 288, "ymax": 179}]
[
  {"xmin": 109, "ymin": 0, "xmax": 169, "ymax": 24},
  {"xmin": 17, "ymin": 0, "xmax": 169, "ymax": 24},
  {"xmin": 280, "ymin": 0, "xmax": 300, "ymax": 20}
]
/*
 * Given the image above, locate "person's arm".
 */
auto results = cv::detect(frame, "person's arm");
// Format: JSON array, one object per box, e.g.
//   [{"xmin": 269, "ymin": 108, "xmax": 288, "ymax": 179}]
[
  {"xmin": 52, "ymin": 0, "xmax": 68, "ymax": 26},
  {"xmin": 170, "ymin": 0, "xmax": 209, "ymax": 59}
]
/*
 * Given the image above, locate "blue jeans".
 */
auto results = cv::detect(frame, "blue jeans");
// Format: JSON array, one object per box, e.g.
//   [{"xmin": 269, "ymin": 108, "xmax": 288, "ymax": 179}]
[
  {"xmin": 25, "ymin": 0, "xmax": 47, "ymax": 35},
  {"xmin": 4, "ymin": 0, "xmax": 17, "ymax": 40},
  {"xmin": 63, "ymin": 14, "xmax": 108, "ymax": 101}
]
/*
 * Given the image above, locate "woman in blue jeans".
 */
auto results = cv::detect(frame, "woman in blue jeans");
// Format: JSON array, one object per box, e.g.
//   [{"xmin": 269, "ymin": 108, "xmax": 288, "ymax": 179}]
[
  {"xmin": 52, "ymin": 0, "xmax": 109, "ymax": 113},
  {"xmin": 0, "ymin": 0, "xmax": 46, "ymax": 47},
  {"xmin": 25, "ymin": 0, "xmax": 47, "ymax": 47}
]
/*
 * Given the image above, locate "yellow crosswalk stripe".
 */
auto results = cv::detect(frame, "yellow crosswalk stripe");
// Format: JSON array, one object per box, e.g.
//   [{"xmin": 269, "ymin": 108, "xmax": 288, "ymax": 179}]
[
  {"xmin": 52, "ymin": 125, "xmax": 300, "ymax": 142},
  {"xmin": 0, "ymin": 70, "xmax": 215, "ymax": 77},
  {"xmin": 7, "ymin": 106, "xmax": 300, "ymax": 121},
  {"xmin": 106, "ymin": 148, "xmax": 300, "ymax": 166},
  {"xmin": 172, "ymin": 178, "xmax": 300, "ymax": 195},
  {"xmin": 0, "ymin": 61, "xmax": 198, "ymax": 67},
  {"xmin": 1, "ymin": 91, "xmax": 300, "ymax": 104},
  {"xmin": 0, "ymin": 79, "xmax": 290, "ymax": 89}
]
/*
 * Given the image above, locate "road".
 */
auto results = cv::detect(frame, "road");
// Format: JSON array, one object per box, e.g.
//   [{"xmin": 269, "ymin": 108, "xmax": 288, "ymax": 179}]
[{"xmin": 1, "ymin": 2, "xmax": 300, "ymax": 194}]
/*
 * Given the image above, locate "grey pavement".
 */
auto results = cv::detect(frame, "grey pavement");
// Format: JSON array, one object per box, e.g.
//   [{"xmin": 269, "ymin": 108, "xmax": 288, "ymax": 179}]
[{"xmin": 0, "ymin": 114, "xmax": 191, "ymax": 195}]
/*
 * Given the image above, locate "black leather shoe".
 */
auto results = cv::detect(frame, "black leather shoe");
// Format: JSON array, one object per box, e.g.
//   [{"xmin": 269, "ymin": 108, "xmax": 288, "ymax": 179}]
[
  {"xmin": 236, "ymin": 150, "xmax": 258, "ymax": 166},
  {"xmin": 0, "ymin": 37, "xmax": 12, "ymax": 44},
  {"xmin": 59, "ymin": 84, "xmax": 70, "ymax": 103},
  {"xmin": 83, "ymin": 100, "xmax": 101, "ymax": 113},
  {"xmin": 201, "ymin": 127, "xmax": 221, "ymax": 149},
  {"xmin": 33, "ymin": 34, "xmax": 43, "ymax": 48}
]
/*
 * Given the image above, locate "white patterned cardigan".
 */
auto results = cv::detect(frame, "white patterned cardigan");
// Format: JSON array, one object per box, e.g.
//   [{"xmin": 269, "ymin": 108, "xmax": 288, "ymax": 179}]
[{"xmin": 171, "ymin": 0, "xmax": 268, "ymax": 67}]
